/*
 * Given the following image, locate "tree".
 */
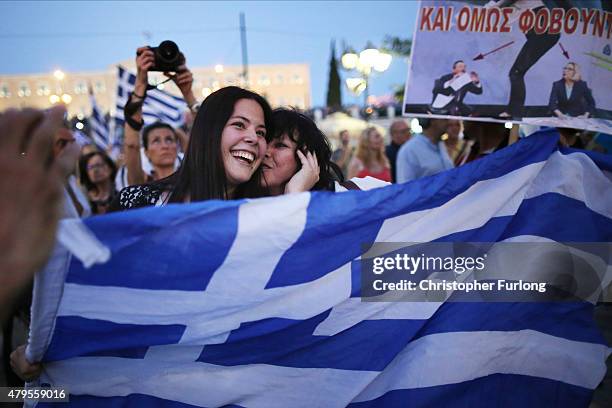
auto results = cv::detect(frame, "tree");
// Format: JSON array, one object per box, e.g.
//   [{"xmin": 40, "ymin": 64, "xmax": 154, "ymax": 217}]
[
  {"xmin": 382, "ymin": 36, "xmax": 413, "ymax": 104},
  {"xmin": 382, "ymin": 36, "xmax": 412, "ymax": 57},
  {"xmin": 326, "ymin": 39, "xmax": 342, "ymax": 111}
]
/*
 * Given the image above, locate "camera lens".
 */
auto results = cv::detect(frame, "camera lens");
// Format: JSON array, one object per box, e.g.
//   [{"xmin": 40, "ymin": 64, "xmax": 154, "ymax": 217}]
[{"xmin": 158, "ymin": 40, "xmax": 179, "ymax": 62}]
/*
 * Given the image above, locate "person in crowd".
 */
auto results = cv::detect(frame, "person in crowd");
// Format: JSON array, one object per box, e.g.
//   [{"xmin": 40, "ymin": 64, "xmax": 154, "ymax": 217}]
[
  {"xmin": 347, "ymin": 127, "xmax": 392, "ymax": 182},
  {"xmin": 111, "ymin": 85, "xmax": 272, "ymax": 210},
  {"xmin": 455, "ymin": 121, "xmax": 509, "ymax": 165},
  {"xmin": 0, "ymin": 104, "xmax": 91, "ymax": 385},
  {"xmin": 430, "ymin": 60, "xmax": 482, "ymax": 116},
  {"xmin": 396, "ymin": 118, "xmax": 453, "ymax": 183},
  {"xmin": 80, "ymin": 143, "xmax": 99, "ymax": 156},
  {"xmin": 176, "ymin": 108, "xmax": 195, "ymax": 153},
  {"xmin": 260, "ymin": 108, "xmax": 389, "ymax": 195},
  {"xmin": 0, "ymin": 107, "xmax": 65, "ymax": 313},
  {"xmin": 10, "ymin": 87, "xmax": 272, "ymax": 380},
  {"xmin": 260, "ymin": 109, "xmax": 339, "ymax": 196},
  {"xmin": 331, "ymin": 129, "xmax": 353, "ymax": 179},
  {"xmin": 548, "ymin": 62, "xmax": 596, "ymax": 119},
  {"xmin": 58, "ymin": 129, "xmax": 92, "ymax": 218},
  {"xmin": 385, "ymin": 120, "xmax": 411, "ymax": 182},
  {"xmin": 557, "ymin": 127, "xmax": 586, "ymax": 149},
  {"xmin": 443, "ymin": 119, "xmax": 465, "ymax": 162},
  {"xmin": 123, "ymin": 46, "xmax": 195, "ymax": 187},
  {"xmin": 78, "ymin": 151, "xmax": 118, "ymax": 215}
]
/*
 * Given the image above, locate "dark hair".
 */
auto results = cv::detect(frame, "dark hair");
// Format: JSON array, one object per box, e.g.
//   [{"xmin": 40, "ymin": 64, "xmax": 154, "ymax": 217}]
[
  {"xmin": 142, "ymin": 122, "xmax": 176, "ymax": 150},
  {"xmin": 419, "ymin": 117, "xmax": 431, "ymax": 129},
  {"xmin": 267, "ymin": 108, "xmax": 343, "ymax": 192},
  {"xmin": 78, "ymin": 151, "xmax": 117, "ymax": 192},
  {"xmin": 452, "ymin": 60, "xmax": 464, "ymax": 69},
  {"xmin": 162, "ymin": 86, "xmax": 273, "ymax": 203}
]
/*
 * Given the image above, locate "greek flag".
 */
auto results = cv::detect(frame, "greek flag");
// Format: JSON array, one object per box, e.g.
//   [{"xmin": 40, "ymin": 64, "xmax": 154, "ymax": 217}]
[
  {"xmin": 28, "ymin": 130, "xmax": 611, "ymax": 407},
  {"xmin": 89, "ymin": 90, "xmax": 111, "ymax": 150},
  {"xmin": 114, "ymin": 66, "xmax": 186, "ymax": 129}
]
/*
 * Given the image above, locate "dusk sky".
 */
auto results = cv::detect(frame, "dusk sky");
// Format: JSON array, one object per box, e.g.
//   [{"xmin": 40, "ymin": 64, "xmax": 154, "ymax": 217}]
[{"xmin": 0, "ymin": 1, "xmax": 420, "ymax": 107}]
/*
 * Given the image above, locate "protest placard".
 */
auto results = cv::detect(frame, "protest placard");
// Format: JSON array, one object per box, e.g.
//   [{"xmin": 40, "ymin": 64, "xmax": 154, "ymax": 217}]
[{"xmin": 403, "ymin": 0, "xmax": 612, "ymax": 133}]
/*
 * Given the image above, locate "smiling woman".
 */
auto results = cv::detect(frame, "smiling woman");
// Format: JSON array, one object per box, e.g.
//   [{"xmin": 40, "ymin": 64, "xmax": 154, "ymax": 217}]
[
  {"xmin": 111, "ymin": 86, "xmax": 273, "ymax": 210},
  {"xmin": 221, "ymin": 99, "xmax": 269, "ymax": 193},
  {"xmin": 259, "ymin": 108, "xmax": 343, "ymax": 196}
]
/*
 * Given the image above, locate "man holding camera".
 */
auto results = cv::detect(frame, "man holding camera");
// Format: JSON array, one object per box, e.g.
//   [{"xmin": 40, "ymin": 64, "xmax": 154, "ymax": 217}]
[{"xmin": 123, "ymin": 44, "xmax": 198, "ymax": 187}]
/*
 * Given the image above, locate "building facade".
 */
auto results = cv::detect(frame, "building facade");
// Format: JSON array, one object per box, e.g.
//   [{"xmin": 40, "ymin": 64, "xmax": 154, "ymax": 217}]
[{"xmin": 0, "ymin": 63, "xmax": 311, "ymax": 118}]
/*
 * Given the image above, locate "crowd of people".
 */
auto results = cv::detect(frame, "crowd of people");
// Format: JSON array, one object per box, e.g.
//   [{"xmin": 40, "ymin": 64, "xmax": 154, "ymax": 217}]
[
  {"xmin": 1, "ymin": 44, "xmax": 610, "ymax": 388},
  {"xmin": 330, "ymin": 117, "xmax": 510, "ymax": 186}
]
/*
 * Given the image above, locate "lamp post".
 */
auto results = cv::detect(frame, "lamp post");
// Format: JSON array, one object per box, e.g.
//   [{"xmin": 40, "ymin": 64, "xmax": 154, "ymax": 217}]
[
  {"xmin": 49, "ymin": 69, "xmax": 72, "ymax": 108},
  {"xmin": 341, "ymin": 46, "xmax": 392, "ymax": 106}
]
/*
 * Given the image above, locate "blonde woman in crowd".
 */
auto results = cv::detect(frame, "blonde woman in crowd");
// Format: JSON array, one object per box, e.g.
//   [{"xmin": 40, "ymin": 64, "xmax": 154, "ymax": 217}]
[{"xmin": 347, "ymin": 127, "xmax": 391, "ymax": 182}]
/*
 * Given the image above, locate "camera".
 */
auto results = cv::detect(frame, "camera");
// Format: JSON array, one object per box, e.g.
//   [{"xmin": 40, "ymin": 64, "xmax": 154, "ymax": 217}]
[{"xmin": 140, "ymin": 40, "xmax": 185, "ymax": 72}]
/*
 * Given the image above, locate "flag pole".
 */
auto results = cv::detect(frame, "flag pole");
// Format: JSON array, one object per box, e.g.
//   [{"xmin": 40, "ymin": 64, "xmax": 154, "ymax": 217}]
[{"xmin": 240, "ymin": 12, "xmax": 249, "ymax": 89}]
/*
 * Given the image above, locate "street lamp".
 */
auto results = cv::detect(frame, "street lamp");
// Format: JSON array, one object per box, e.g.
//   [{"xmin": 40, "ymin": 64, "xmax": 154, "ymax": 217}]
[
  {"xmin": 51, "ymin": 69, "xmax": 67, "ymax": 107},
  {"xmin": 53, "ymin": 70, "xmax": 65, "ymax": 81},
  {"xmin": 341, "ymin": 46, "xmax": 392, "ymax": 106},
  {"xmin": 61, "ymin": 93, "xmax": 72, "ymax": 104}
]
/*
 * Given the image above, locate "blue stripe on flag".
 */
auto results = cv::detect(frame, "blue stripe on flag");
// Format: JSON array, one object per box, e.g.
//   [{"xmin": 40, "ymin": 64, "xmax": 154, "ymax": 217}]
[
  {"xmin": 346, "ymin": 373, "xmax": 593, "ymax": 408},
  {"xmin": 561, "ymin": 147, "xmax": 612, "ymax": 172},
  {"xmin": 198, "ymin": 312, "xmax": 426, "ymax": 370},
  {"xmin": 66, "ymin": 201, "xmax": 242, "ymax": 290},
  {"xmin": 414, "ymin": 302, "xmax": 605, "ymax": 345},
  {"xmin": 45, "ymin": 317, "xmax": 184, "ymax": 362},
  {"xmin": 436, "ymin": 193, "xmax": 612, "ymax": 243},
  {"xmin": 194, "ymin": 302, "xmax": 604, "ymax": 370},
  {"xmin": 39, "ymin": 394, "xmax": 244, "ymax": 408},
  {"xmin": 266, "ymin": 191, "xmax": 384, "ymax": 288},
  {"xmin": 497, "ymin": 193, "xmax": 612, "ymax": 242},
  {"xmin": 89, "ymin": 92, "xmax": 110, "ymax": 149}
]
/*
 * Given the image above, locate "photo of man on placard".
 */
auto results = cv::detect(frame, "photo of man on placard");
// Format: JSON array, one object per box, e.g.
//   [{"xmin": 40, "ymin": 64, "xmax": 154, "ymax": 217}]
[{"xmin": 429, "ymin": 60, "xmax": 483, "ymax": 116}]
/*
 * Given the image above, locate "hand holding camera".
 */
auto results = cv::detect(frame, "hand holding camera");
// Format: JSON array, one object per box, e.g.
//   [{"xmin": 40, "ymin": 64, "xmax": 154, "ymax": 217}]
[
  {"xmin": 134, "ymin": 46, "xmax": 155, "ymax": 98},
  {"xmin": 138, "ymin": 40, "xmax": 185, "ymax": 72},
  {"xmin": 134, "ymin": 41, "xmax": 195, "ymax": 106}
]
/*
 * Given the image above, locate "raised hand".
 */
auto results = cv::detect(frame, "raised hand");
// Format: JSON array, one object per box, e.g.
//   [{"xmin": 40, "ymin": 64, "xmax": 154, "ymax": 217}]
[
  {"xmin": 0, "ymin": 107, "xmax": 65, "ymax": 308},
  {"xmin": 284, "ymin": 150, "xmax": 320, "ymax": 194},
  {"xmin": 165, "ymin": 64, "xmax": 196, "ymax": 106},
  {"xmin": 135, "ymin": 46, "xmax": 155, "ymax": 95}
]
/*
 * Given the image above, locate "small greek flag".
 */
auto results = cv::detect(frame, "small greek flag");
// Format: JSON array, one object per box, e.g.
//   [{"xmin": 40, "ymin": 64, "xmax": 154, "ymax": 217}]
[{"xmin": 114, "ymin": 66, "xmax": 186, "ymax": 129}]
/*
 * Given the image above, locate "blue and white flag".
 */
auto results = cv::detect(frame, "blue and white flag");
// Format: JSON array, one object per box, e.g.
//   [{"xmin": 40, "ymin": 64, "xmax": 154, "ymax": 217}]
[
  {"xmin": 89, "ymin": 90, "xmax": 111, "ymax": 150},
  {"xmin": 28, "ymin": 130, "xmax": 611, "ymax": 407},
  {"xmin": 114, "ymin": 66, "xmax": 186, "ymax": 129},
  {"xmin": 72, "ymin": 130, "xmax": 92, "ymax": 148}
]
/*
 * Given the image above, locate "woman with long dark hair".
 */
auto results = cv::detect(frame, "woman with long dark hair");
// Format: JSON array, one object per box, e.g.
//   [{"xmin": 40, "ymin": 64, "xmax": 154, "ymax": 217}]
[
  {"xmin": 112, "ymin": 86, "xmax": 273, "ymax": 210},
  {"xmin": 259, "ymin": 109, "xmax": 389, "ymax": 196},
  {"xmin": 78, "ymin": 151, "xmax": 118, "ymax": 214},
  {"xmin": 260, "ymin": 108, "xmax": 341, "ymax": 195}
]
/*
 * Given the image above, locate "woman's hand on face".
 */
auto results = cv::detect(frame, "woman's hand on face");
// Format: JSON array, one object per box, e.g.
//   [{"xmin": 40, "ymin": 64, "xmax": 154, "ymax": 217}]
[{"xmin": 284, "ymin": 150, "xmax": 320, "ymax": 194}]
